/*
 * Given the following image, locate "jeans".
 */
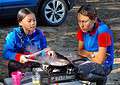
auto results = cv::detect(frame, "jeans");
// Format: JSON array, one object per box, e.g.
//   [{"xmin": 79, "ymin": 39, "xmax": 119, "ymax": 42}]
[{"xmin": 74, "ymin": 60, "xmax": 112, "ymax": 85}]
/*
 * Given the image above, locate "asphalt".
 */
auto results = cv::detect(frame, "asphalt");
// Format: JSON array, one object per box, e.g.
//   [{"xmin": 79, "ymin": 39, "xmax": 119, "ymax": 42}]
[{"xmin": 0, "ymin": 0, "xmax": 120, "ymax": 84}]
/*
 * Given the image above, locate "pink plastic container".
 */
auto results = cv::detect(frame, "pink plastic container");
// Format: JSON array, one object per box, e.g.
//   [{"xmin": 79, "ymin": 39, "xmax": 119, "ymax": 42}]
[{"xmin": 11, "ymin": 71, "xmax": 22, "ymax": 85}]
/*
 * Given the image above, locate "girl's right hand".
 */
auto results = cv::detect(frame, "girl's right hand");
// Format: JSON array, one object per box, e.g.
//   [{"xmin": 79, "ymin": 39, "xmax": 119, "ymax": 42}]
[{"xmin": 20, "ymin": 55, "xmax": 28, "ymax": 63}]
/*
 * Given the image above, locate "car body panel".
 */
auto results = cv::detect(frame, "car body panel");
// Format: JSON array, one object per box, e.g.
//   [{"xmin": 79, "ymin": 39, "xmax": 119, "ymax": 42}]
[
  {"xmin": 0, "ymin": 0, "xmax": 74, "ymax": 25},
  {"xmin": 1, "ymin": 0, "xmax": 38, "ymax": 19},
  {"xmin": 64, "ymin": 0, "xmax": 74, "ymax": 10},
  {"xmin": 0, "ymin": 0, "xmax": 3, "ymax": 19}
]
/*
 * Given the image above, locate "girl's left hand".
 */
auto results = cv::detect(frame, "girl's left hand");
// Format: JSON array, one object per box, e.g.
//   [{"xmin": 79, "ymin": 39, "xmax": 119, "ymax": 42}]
[{"xmin": 44, "ymin": 47, "xmax": 56, "ymax": 57}]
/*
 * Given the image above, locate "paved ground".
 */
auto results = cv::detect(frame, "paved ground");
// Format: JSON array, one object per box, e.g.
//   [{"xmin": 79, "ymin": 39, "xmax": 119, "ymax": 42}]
[{"xmin": 0, "ymin": 0, "xmax": 120, "ymax": 84}]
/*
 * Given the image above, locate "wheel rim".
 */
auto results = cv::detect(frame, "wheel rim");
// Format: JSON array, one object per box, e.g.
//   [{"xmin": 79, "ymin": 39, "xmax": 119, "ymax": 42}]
[{"xmin": 44, "ymin": 0, "xmax": 66, "ymax": 24}]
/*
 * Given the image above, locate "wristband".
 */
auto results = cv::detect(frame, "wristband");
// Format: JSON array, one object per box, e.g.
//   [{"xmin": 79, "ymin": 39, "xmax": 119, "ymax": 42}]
[{"xmin": 89, "ymin": 52, "xmax": 96, "ymax": 58}]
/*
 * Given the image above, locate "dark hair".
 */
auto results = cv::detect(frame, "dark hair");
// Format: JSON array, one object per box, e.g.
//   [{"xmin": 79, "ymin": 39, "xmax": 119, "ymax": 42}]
[
  {"xmin": 77, "ymin": 4, "xmax": 97, "ymax": 20},
  {"xmin": 17, "ymin": 8, "xmax": 34, "ymax": 22}
]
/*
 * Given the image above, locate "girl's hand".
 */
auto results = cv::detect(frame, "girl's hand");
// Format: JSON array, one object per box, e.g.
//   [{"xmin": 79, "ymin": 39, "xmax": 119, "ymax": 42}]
[
  {"xmin": 44, "ymin": 47, "xmax": 56, "ymax": 57},
  {"xmin": 47, "ymin": 50, "xmax": 56, "ymax": 57},
  {"xmin": 20, "ymin": 55, "xmax": 29, "ymax": 63}
]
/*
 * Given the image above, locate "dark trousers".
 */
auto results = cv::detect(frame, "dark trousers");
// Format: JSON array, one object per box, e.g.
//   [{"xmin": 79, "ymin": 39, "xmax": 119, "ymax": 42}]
[
  {"xmin": 8, "ymin": 60, "xmax": 41, "ymax": 77},
  {"xmin": 75, "ymin": 61, "xmax": 112, "ymax": 85}
]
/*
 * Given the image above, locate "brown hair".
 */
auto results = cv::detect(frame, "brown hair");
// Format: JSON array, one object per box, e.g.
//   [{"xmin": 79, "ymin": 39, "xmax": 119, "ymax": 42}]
[
  {"xmin": 17, "ymin": 8, "xmax": 34, "ymax": 22},
  {"xmin": 77, "ymin": 4, "xmax": 97, "ymax": 20}
]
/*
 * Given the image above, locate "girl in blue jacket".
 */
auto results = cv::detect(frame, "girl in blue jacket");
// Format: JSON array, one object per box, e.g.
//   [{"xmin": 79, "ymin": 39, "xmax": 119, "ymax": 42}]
[{"xmin": 3, "ymin": 8, "xmax": 53, "ymax": 76}]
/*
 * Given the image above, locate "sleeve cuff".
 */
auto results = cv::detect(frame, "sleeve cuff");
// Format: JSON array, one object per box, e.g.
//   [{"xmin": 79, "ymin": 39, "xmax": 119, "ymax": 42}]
[
  {"xmin": 15, "ymin": 53, "xmax": 22, "ymax": 62},
  {"xmin": 15, "ymin": 52, "xmax": 35, "ymax": 62}
]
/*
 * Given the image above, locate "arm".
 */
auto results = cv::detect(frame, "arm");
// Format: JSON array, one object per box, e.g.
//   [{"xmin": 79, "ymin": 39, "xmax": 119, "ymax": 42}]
[
  {"xmin": 76, "ymin": 28, "xmax": 110, "ymax": 64},
  {"xmin": 89, "ymin": 47, "xmax": 107, "ymax": 64},
  {"xmin": 91, "ymin": 32, "xmax": 112, "ymax": 64},
  {"xmin": 78, "ymin": 41, "xmax": 108, "ymax": 64},
  {"xmin": 78, "ymin": 31, "xmax": 112, "ymax": 64},
  {"xmin": 3, "ymin": 32, "xmax": 22, "ymax": 61},
  {"xmin": 3, "ymin": 32, "xmax": 28, "ymax": 63},
  {"xmin": 78, "ymin": 41, "xmax": 92, "ymax": 58},
  {"xmin": 76, "ymin": 30, "xmax": 92, "ymax": 58}
]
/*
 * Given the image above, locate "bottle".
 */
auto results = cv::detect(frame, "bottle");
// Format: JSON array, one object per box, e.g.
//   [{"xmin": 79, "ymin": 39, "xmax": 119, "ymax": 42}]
[{"xmin": 32, "ymin": 69, "xmax": 41, "ymax": 85}]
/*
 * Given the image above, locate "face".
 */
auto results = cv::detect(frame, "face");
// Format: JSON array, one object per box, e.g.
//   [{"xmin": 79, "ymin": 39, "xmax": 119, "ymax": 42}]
[
  {"xmin": 77, "ymin": 13, "xmax": 95, "ymax": 32},
  {"xmin": 19, "ymin": 13, "xmax": 36, "ymax": 35}
]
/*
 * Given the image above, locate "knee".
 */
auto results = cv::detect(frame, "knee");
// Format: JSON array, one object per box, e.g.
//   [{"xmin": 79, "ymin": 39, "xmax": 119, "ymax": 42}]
[{"xmin": 8, "ymin": 60, "xmax": 22, "ymax": 69}]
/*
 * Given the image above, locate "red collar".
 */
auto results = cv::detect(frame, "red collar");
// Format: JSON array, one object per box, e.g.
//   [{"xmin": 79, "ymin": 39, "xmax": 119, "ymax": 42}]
[{"xmin": 89, "ymin": 21, "xmax": 99, "ymax": 35}]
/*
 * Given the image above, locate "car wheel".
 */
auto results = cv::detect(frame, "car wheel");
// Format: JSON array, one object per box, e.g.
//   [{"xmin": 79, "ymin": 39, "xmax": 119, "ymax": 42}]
[{"xmin": 41, "ymin": 0, "xmax": 68, "ymax": 26}]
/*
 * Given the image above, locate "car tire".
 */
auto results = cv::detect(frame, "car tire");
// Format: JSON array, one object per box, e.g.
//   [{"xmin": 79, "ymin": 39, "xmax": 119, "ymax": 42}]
[{"xmin": 40, "ymin": 0, "xmax": 68, "ymax": 26}]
